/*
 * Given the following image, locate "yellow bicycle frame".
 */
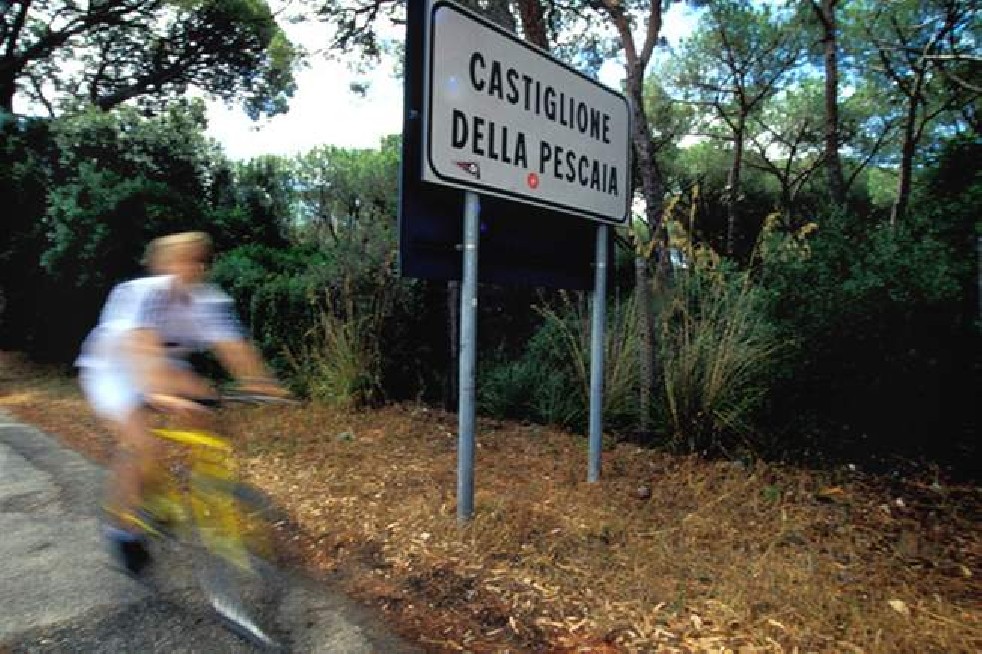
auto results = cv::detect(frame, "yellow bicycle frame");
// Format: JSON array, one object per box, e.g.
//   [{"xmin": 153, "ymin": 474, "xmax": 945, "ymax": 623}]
[{"xmin": 150, "ymin": 427, "xmax": 251, "ymax": 570}]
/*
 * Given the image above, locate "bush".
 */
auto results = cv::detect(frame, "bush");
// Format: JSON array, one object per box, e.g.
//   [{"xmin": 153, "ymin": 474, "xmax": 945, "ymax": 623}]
[
  {"xmin": 211, "ymin": 239, "xmax": 434, "ymax": 408},
  {"xmin": 758, "ymin": 207, "xmax": 968, "ymax": 461},
  {"xmin": 286, "ymin": 305, "xmax": 381, "ymax": 410},
  {"xmin": 210, "ymin": 243, "xmax": 327, "ymax": 372},
  {"xmin": 479, "ymin": 292, "xmax": 642, "ymax": 432}
]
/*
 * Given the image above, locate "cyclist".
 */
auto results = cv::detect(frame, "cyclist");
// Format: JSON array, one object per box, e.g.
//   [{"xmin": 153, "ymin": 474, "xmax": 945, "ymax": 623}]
[{"xmin": 76, "ymin": 231, "xmax": 285, "ymax": 575}]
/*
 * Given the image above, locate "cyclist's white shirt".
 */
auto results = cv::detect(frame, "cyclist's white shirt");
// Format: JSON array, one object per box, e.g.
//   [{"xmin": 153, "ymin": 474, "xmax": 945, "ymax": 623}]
[
  {"xmin": 77, "ymin": 275, "xmax": 243, "ymax": 369},
  {"xmin": 76, "ymin": 275, "xmax": 244, "ymax": 420}
]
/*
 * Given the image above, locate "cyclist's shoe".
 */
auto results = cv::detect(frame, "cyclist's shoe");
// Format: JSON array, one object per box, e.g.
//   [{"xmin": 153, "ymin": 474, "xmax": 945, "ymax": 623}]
[{"xmin": 104, "ymin": 525, "xmax": 152, "ymax": 577}]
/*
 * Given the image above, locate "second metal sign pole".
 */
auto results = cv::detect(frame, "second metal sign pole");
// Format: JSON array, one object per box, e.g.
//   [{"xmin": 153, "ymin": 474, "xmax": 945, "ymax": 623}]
[
  {"xmin": 588, "ymin": 223, "xmax": 608, "ymax": 483},
  {"xmin": 458, "ymin": 191, "xmax": 480, "ymax": 522}
]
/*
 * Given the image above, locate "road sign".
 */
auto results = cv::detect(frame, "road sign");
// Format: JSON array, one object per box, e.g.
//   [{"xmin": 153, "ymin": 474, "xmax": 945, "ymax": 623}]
[
  {"xmin": 422, "ymin": 0, "xmax": 631, "ymax": 224},
  {"xmin": 400, "ymin": 0, "xmax": 612, "ymax": 290}
]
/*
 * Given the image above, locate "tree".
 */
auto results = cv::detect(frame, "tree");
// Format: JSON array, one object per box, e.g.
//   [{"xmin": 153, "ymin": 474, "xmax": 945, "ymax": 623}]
[
  {"xmin": 292, "ymin": 136, "xmax": 400, "ymax": 249},
  {"xmin": 41, "ymin": 101, "xmax": 226, "ymax": 291},
  {"xmin": 0, "ymin": 114, "xmax": 50, "ymax": 351},
  {"xmin": 597, "ymin": 0, "xmax": 671, "ymax": 434},
  {"xmin": 0, "ymin": 0, "xmax": 298, "ymax": 118},
  {"xmin": 209, "ymin": 154, "xmax": 295, "ymax": 251},
  {"xmin": 305, "ymin": 0, "xmax": 696, "ymax": 430},
  {"xmin": 746, "ymin": 80, "xmax": 826, "ymax": 222},
  {"xmin": 670, "ymin": 0, "xmax": 807, "ymax": 256},
  {"xmin": 808, "ymin": 0, "xmax": 845, "ymax": 205},
  {"xmin": 853, "ymin": 0, "xmax": 980, "ymax": 223}
]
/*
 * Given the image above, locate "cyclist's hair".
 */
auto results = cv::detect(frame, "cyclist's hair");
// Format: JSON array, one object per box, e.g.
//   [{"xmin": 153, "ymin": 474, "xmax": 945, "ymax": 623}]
[{"xmin": 143, "ymin": 231, "xmax": 213, "ymax": 270}]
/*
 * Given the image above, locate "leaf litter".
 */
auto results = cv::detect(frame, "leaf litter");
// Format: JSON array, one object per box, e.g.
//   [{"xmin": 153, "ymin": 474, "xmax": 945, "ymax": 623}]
[{"xmin": 2, "ymin": 352, "xmax": 980, "ymax": 653}]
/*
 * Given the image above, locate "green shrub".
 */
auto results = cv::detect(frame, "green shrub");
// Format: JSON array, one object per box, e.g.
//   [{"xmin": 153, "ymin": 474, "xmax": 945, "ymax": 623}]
[
  {"xmin": 477, "ymin": 335, "xmax": 583, "ymax": 428},
  {"xmin": 479, "ymin": 293, "xmax": 642, "ymax": 431},
  {"xmin": 210, "ymin": 243, "xmax": 326, "ymax": 372},
  {"xmin": 758, "ymin": 205, "xmax": 969, "ymax": 458}
]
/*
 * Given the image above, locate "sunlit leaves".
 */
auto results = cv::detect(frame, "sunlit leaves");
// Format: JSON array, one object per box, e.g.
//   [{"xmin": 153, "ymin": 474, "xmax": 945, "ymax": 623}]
[{"xmin": 1, "ymin": 0, "xmax": 299, "ymax": 119}]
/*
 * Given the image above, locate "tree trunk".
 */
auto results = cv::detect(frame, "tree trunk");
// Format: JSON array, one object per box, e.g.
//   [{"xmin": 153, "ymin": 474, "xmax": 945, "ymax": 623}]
[
  {"xmin": 605, "ymin": 0, "xmax": 665, "ymax": 437},
  {"xmin": 634, "ymin": 255, "xmax": 652, "ymax": 433},
  {"xmin": 516, "ymin": 0, "xmax": 548, "ymax": 49},
  {"xmin": 890, "ymin": 101, "xmax": 918, "ymax": 225},
  {"xmin": 726, "ymin": 122, "xmax": 745, "ymax": 257},
  {"xmin": 818, "ymin": 0, "xmax": 845, "ymax": 205},
  {"xmin": 625, "ymin": 65, "xmax": 662, "ymax": 435}
]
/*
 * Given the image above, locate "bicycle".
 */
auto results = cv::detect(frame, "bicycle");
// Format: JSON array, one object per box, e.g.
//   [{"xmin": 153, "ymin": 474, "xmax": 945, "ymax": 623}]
[{"xmin": 118, "ymin": 392, "xmax": 293, "ymax": 650}]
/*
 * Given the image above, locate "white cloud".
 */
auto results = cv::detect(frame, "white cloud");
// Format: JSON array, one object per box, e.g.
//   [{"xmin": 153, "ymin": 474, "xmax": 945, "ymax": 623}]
[
  {"xmin": 206, "ymin": 54, "xmax": 403, "ymax": 160},
  {"xmin": 206, "ymin": 15, "xmax": 404, "ymax": 160}
]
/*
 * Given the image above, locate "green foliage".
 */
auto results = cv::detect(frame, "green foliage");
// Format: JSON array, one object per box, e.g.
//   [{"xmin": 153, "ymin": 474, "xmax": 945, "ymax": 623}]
[
  {"xmin": 210, "ymin": 243, "xmax": 327, "ymax": 369},
  {"xmin": 208, "ymin": 155, "xmax": 294, "ymax": 250},
  {"xmin": 2, "ymin": 0, "xmax": 298, "ymax": 118},
  {"xmin": 477, "ymin": 321, "xmax": 584, "ymax": 428},
  {"xmin": 668, "ymin": 1, "xmax": 808, "ymax": 128},
  {"xmin": 42, "ymin": 104, "xmax": 224, "ymax": 289},
  {"xmin": 0, "ymin": 115, "xmax": 51, "ymax": 351},
  {"xmin": 669, "ymin": 144, "xmax": 776, "ymax": 254},
  {"xmin": 758, "ymin": 201, "xmax": 969, "ymax": 457},
  {"xmin": 479, "ymin": 293, "xmax": 642, "ymax": 432},
  {"xmin": 291, "ymin": 138, "xmax": 400, "ymax": 244},
  {"xmin": 2, "ymin": 103, "xmax": 247, "ymax": 359}
]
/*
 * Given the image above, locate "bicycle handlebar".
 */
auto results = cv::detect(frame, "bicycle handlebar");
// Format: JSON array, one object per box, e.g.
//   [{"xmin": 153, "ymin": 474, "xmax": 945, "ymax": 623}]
[{"xmin": 219, "ymin": 391, "xmax": 299, "ymax": 406}]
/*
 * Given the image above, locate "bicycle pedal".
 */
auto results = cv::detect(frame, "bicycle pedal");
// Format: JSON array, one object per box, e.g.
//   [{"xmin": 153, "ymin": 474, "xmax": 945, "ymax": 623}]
[
  {"xmin": 144, "ymin": 496, "xmax": 186, "ymax": 525},
  {"xmin": 104, "ymin": 507, "xmax": 163, "ymax": 539}
]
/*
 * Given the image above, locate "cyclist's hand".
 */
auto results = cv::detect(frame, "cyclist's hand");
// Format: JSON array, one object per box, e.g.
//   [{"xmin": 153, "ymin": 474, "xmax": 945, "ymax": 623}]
[{"xmin": 147, "ymin": 393, "xmax": 212, "ymax": 417}]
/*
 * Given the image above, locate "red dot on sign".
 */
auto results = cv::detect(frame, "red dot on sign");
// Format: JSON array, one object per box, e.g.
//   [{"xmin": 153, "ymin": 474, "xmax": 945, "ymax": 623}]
[{"xmin": 527, "ymin": 173, "xmax": 539, "ymax": 189}]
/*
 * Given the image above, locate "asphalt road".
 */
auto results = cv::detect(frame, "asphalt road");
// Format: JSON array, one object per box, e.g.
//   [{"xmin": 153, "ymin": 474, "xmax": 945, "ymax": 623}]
[{"xmin": 0, "ymin": 410, "xmax": 420, "ymax": 653}]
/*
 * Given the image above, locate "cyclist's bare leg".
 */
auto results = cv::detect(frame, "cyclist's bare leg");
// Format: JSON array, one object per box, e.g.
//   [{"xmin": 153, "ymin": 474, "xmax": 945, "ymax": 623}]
[{"xmin": 104, "ymin": 405, "xmax": 162, "ymax": 532}]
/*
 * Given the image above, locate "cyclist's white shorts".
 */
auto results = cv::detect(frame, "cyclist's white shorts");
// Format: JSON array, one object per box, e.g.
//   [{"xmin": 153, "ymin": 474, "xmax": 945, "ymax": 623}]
[{"xmin": 79, "ymin": 367, "xmax": 142, "ymax": 423}]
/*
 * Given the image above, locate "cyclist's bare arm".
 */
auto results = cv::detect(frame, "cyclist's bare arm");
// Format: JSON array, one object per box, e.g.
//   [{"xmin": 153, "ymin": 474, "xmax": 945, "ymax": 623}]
[{"xmin": 211, "ymin": 339, "xmax": 288, "ymax": 398}]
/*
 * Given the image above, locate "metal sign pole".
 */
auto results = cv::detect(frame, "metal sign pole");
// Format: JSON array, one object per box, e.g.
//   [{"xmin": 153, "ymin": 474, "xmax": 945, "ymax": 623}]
[
  {"xmin": 588, "ymin": 223, "xmax": 608, "ymax": 483},
  {"xmin": 457, "ymin": 191, "xmax": 480, "ymax": 522}
]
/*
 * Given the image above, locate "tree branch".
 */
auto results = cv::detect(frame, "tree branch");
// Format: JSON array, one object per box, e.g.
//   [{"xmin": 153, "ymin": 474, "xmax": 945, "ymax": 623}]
[{"xmin": 844, "ymin": 118, "xmax": 898, "ymax": 193}]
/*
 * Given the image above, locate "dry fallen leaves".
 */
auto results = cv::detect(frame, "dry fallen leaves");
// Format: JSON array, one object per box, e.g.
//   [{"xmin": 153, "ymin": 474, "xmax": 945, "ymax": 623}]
[{"xmin": 2, "ymin": 352, "xmax": 980, "ymax": 654}]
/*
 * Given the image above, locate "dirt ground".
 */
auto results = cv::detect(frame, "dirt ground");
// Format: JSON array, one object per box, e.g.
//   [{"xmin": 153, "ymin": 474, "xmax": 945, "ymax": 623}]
[{"xmin": 1, "ymin": 352, "xmax": 979, "ymax": 653}]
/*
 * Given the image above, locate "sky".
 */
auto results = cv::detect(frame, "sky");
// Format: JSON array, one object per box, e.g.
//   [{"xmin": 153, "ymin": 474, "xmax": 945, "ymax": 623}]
[{"xmin": 206, "ymin": 4, "xmax": 700, "ymax": 160}]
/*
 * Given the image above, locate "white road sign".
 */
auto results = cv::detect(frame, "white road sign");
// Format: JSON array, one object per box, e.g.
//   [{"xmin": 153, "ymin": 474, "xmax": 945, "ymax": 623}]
[{"xmin": 422, "ymin": 0, "xmax": 632, "ymax": 224}]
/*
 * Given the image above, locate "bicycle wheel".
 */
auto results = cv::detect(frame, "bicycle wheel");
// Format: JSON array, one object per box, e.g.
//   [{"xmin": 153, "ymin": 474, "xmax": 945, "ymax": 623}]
[{"xmin": 191, "ymin": 477, "xmax": 286, "ymax": 650}]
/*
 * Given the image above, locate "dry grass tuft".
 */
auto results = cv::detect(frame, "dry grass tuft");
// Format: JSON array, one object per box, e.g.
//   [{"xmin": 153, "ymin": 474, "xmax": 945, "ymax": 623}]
[{"xmin": 2, "ymin": 352, "xmax": 980, "ymax": 653}]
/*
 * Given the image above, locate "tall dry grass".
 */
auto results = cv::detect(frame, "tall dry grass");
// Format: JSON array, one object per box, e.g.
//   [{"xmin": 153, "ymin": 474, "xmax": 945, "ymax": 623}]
[
  {"xmin": 535, "ymin": 290, "xmax": 642, "ymax": 430},
  {"xmin": 656, "ymin": 196, "xmax": 782, "ymax": 453},
  {"xmin": 285, "ymin": 287, "xmax": 384, "ymax": 410},
  {"xmin": 658, "ymin": 254, "xmax": 779, "ymax": 453}
]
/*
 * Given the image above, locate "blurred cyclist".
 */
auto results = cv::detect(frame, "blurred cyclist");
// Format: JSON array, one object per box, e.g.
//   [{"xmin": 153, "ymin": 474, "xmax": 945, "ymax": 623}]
[{"xmin": 76, "ymin": 231, "xmax": 285, "ymax": 575}]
